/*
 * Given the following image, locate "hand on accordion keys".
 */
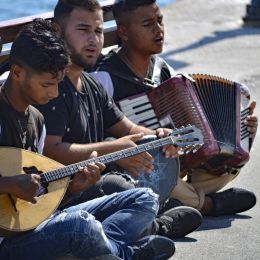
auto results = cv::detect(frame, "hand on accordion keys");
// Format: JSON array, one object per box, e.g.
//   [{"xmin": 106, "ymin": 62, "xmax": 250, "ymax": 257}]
[
  {"xmin": 244, "ymin": 101, "xmax": 258, "ymax": 140},
  {"xmin": 155, "ymin": 127, "xmax": 180, "ymax": 158}
]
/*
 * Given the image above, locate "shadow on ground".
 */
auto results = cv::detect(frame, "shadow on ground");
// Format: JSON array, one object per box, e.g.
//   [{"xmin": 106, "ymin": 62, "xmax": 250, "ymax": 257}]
[{"xmin": 162, "ymin": 27, "xmax": 260, "ymax": 70}]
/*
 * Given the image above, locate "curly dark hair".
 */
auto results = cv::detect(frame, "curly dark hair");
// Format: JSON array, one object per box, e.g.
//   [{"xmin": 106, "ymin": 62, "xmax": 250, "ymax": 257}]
[
  {"xmin": 9, "ymin": 18, "xmax": 70, "ymax": 78},
  {"xmin": 54, "ymin": 0, "xmax": 102, "ymax": 24}
]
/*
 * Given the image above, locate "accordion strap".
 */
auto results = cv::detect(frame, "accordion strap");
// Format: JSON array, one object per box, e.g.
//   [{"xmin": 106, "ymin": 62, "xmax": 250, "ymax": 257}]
[
  {"xmin": 106, "ymin": 56, "xmax": 167, "ymax": 89},
  {"xmin": 151, "ymin": 56, "xmax": 165, "ymax": 85}
]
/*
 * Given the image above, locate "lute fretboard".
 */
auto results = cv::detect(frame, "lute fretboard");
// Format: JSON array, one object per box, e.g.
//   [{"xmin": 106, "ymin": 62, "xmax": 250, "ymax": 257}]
[{"xmin": 40, "ymin": 136, "xmax": 172, "ymax": 185}]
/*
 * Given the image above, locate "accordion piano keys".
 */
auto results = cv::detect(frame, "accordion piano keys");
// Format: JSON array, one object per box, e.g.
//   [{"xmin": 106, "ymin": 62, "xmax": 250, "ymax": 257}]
[{"xmin": 118, "ymin": 74, "xmax": 251, "ymax": 176}]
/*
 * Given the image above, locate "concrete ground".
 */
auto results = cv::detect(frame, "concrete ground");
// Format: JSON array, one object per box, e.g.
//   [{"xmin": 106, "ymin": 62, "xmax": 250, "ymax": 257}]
[{"xmin": 161, "ymin": 0, "xmax": 260, "ymax": 259}]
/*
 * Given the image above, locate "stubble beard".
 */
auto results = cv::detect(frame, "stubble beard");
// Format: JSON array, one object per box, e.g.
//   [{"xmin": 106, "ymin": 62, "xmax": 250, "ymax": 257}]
[
  {"xmin": 70, "ymin": 52, "xmax": 96, "ymax": 71},
  {"xmin": 65, "ymin": 39, "xmax": 98, "ymax": 71}
]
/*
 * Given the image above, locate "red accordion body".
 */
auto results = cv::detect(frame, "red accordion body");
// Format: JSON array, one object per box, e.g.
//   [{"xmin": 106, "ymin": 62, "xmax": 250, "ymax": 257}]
[{"xmin": 118, "ymin": 74, "xmax": 251, "ymax": 175}]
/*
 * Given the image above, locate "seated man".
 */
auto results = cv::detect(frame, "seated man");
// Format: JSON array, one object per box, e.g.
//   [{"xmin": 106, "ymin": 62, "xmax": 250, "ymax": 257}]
[
  {"xmin": 92, "ymin": 0, "xmax": 257, "ymax": 216},
  {"xmin": 0, "ymin": 18, "xmax": 175, "ymax": 260},
  {"xmin": 36, "ymin": 0, "xmax": 202, "ymax": 240}
]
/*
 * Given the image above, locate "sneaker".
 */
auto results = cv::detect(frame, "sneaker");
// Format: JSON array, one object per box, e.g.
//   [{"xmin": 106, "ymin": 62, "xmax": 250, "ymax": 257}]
[
  {"xmin": 132, "ymin": 235, "xmax": 175, "ymax": 260},
  {"xmin": 207, "ymin": 187, "xmax": 257, "ymax": 216},
  {"xmin": 156, "ymin": 206, "xmax": 202, "ymax": 238},
  {"xmin": 158, "ymin": 198, "xmax": 184, "ymax": 214}
]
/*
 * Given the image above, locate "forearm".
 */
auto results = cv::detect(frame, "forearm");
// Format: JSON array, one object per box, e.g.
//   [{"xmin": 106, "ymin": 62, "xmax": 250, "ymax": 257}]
[
  {"xmin": 129, "ymin": 124, "xmax": 156, "ymax": 136},
  {"xmin": 0, "ymin": 177, "xmax": 15, "ymax": 194},
  {"xmin": 106, "ymin": 116, "xmax": 155, "ymax": 138},
  {"xmin": 43, "ymin": 139, "xmax": 133, "ymax": 165}
]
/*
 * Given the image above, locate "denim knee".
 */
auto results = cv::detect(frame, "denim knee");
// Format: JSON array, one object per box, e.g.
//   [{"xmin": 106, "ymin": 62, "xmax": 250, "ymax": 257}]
[
  {"xmin": 134, "ymin": 188, "xmax": 159, "ymax": 215},
  {"xmin": 71, "ymin": 210, "xmax": 113, "ymax": 257}
]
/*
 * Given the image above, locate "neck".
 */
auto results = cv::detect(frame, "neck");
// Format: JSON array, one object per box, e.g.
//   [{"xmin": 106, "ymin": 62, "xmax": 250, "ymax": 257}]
[
  {"xmin": 65, "ymin": 63, "xmax": 83, "ymax": 91},
  {"xmin": 118, "ymin": 47, "xmax": 151, "ymax": 79},
  {"xmin": 1, "ymin": 79, "xmax": 29, "ymax": 112}
]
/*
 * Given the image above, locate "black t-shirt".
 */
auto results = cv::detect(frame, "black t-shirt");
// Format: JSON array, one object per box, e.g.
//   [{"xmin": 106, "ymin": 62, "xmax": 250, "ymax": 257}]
[
  {"xmin": 0, "ymin": 94, "xmax": 45, "ymax": 153},
  {"xmin": 36, "ymin": 72, "xmax": 124, "ymax": 144},
  {"xmin": 93, "ymin": 49, "xmax": 175, "ymax": 102}
]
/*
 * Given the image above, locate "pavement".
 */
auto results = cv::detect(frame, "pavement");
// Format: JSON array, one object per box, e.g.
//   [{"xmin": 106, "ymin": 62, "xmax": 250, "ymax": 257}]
[
  {"xmin": 161, "ymin": 0, "xmax": 260, "ymax": 259},
  {"xmin": 6, "ymin": 1, "xmax": 260, "ymax": 259}
]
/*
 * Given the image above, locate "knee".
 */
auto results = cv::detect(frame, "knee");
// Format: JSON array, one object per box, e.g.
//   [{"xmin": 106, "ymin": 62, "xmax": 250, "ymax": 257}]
[
  {"xmin": 72, "ymin": 211, "xmax": 112, "ymax": 255},
  {"xmin": 75, "ymin": 211, "xmax": 105, "ymax": 241},
  {"xmin": 134, "ymin": 188, "xmax": 160, "ymax": 214}
]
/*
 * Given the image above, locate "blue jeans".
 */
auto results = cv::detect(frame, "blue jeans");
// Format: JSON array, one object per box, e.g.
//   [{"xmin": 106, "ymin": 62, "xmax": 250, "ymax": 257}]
[{"xmin": 0, "ymin": 188, "xmax": 159, "ymax": 260}]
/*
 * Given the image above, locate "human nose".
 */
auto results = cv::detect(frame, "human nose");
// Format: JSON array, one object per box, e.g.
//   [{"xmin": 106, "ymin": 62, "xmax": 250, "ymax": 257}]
[
  {"xmin": 154, "ymin": 22, "xmax": 164, "ymax": 34},
  {"xmin": 87, "ymin": 31, "xmax": 99, "ymax": 44}
]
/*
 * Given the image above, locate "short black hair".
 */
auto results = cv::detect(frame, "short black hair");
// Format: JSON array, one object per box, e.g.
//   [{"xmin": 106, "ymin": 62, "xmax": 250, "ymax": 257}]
[
  {"xmin": 113, "ymin": 0, "xmax": 156, "ymax": 23},
  {"xmin": 9, "ymin": 18, "xmax": 70, "ymax": 78},
  {"xmin": 54, "ymin": 0, "xmax": 102, "ymax": 24}
]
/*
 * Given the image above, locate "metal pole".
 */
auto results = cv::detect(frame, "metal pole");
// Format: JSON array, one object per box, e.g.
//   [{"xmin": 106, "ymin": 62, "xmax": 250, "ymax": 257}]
[{"xmin": 243, "ymin": 0, "xmax": 260, "ymax": 26}]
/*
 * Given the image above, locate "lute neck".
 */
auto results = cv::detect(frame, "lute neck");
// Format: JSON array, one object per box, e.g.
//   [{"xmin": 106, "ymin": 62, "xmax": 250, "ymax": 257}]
[{"xmin": 40, "ymin": 135, "xmax": 173, "ymax": 185}]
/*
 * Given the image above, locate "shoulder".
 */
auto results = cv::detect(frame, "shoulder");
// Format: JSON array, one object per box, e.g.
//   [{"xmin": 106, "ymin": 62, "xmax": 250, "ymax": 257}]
[
  {"xmin": 82, "ymin": 71, "xmax": 101, "ymax": 86},
  {"xmin": 28, "ymin": 106, "xmax": 45, "ymax": 125},
  {"xmin": 95, "ymin": 50, "xmax": 117, "ymax": 67},
  {"xmin": 95, "ymin": 49, "xmax": 122, "ymax": 73},
  {"xmin": 153, "ymin": 56, "xmax": 173, "ymax": 70},
  {"xmin": 90, "ymin": 71, "xmax": 114, "ymax": 97},
  {"xmin": 82, "ymin": 72, "xmax": 109, "ymax": 96},
  {"xmin": 152, "ymin": 55, "xmax": 176, "ymax": 80}
]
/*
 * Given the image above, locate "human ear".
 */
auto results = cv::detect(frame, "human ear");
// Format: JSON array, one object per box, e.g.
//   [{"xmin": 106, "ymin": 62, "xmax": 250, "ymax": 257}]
[
  {"xmin": 11, "ymin": 64, "xmax": 24, "ymax": 80},
  {"xmin": 117, "ymin": 25, "xmax": 128, "ymax": 42}
]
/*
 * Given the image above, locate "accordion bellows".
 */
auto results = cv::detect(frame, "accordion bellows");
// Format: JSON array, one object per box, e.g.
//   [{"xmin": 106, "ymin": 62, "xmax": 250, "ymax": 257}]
[{"xmin": 118, "ymin": 74, "xmax": 250, "ymax": 175}]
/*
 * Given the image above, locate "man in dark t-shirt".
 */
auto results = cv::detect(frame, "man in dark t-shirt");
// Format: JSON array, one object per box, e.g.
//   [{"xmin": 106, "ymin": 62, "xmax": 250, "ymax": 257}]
[
  {"xmin": 0, "ymin": 97, "xmax": 45, "ymax": 153},
  {"xmin": 39, "ymin": 73, "xmax": 123, "ymax": 145},
  {"xmin": 2, "ymin": 18, "xmax": 171, "ymax": 260},
  {"xmin": 92, "ymin": 0, "xmax": 258, "ymax": 217},
  {"xmin": 0, "ymin": 18, "xmax": 105, "ymax": 259},
  {"xmin": 36, "ymin": 0, "xmax": 203, "ymax": 240}
]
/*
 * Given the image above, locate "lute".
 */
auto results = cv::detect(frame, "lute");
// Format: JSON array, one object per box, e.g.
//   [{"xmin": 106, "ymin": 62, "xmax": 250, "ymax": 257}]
[{"xmin": 0, "ymin": 125, "xmax": 203, "ymax": 236}]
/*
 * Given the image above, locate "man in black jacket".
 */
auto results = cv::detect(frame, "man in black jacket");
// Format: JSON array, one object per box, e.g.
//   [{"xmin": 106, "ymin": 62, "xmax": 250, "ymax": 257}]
[{"xmin": 92, "ymin": 0, "xmax": 258, "ymax": 217}]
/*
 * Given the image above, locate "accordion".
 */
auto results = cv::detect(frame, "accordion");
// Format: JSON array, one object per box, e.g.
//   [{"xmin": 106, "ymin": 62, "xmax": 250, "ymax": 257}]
[{"xmin": 118, "ymin": 74, "xmax": 251, "ymax": 175}]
